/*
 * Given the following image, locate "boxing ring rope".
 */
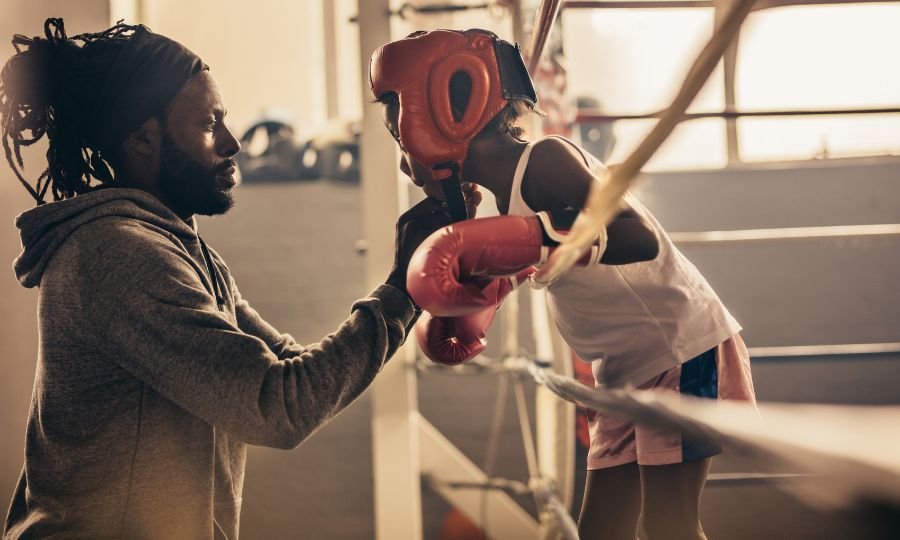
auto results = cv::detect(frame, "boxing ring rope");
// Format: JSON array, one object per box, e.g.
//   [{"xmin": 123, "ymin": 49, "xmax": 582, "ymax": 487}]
[
  {"xmin": 564, "ymin": 0, "xmax": 714, "ymax": 7},
  {"xmin": 749, "ymin": 342, "xmax": 900, "ymax": 358},
  {"xmin": 667, "ymin": 223, "xmax": 900, "ymax": 244},
  {"xmin": 411, "ymin": 259, "xmax": 900, "ymax": 528},
  {"xmin": 531, "ymin": 363, "xmax": 900, "ymax": 506},
  {"xmin": 522, "ymin": 0, "xmax": 900, "ymax": 362},
  {"xmin": 420, "ymin": 337, "xmax": 900, "ymax": 373},
  {"xmin": 415, "ymin": 215, "xmax": 900, "ymax": 537},
  {"xmin": 530, "ymin": 0, "xmax": 760, "ymax": 283},
  {"xmin": 525, "ymin": 0, "xmax": 563, "ymax": 73},
  {"xmin": 531, "ymin": 0, "xmax": 900, "ymax": 279},
  {"xmin": 564, "ymin": 0, "xmax": 900, "ymax": 10},
  {"xmin": 418, "ymin": 341, "xmax": 900, "ymax": 513},
  {"xmin": 560, "ymin": 0, "xmax": 900, "ymax": 165},
  {"xmin": 359, "ymin": 1, "xmax": 899, "ymax": 537},
  {"xmin": 577, "ymin": 106, "xmax": 900, "ymax": 123},
  {"xmin": 417, "ymin": 312, "xmax": 900, "ymax": 540}
]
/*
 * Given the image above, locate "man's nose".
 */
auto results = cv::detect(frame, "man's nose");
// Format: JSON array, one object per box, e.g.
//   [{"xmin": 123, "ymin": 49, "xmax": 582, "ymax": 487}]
[{"xmin": 219, "ymin": 124, "xmax": 241, "ymax": 158}]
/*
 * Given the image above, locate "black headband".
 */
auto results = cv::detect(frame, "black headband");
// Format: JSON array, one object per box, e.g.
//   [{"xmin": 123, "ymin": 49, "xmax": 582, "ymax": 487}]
[{"xmin": 88, "ymin": 26, "xmax": 207, "ymax": 152}]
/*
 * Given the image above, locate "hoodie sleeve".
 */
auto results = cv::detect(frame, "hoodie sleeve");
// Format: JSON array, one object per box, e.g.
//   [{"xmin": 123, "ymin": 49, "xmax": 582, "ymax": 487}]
[
  {"xmin": 82, "ymin": 221, "xmax": 417, "ymax": 449},
  {"xmin": 201, "ymin": 245, "xmax": 309, "ymax": 360},
  {"xmin": 230, "ymin": 277, "xmax": 308, "ymax": 360}
]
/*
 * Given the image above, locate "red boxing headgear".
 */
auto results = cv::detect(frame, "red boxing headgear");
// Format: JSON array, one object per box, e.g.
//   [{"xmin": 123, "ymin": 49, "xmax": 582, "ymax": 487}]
[{"xmin": 369, "ymin": 29, "xmax": 536, "ymax": 176}]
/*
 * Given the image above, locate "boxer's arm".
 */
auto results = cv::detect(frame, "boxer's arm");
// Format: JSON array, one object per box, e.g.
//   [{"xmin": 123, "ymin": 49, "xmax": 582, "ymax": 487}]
[{"xmin": 524, "ymin": 138, "xmax": 659, "ymax": 264}]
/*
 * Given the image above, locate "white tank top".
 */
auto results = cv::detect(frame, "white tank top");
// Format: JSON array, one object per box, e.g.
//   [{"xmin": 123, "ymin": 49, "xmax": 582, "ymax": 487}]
[{"xmin": 508, "ymin": 136, "xmax": 741, "ymax": 387}]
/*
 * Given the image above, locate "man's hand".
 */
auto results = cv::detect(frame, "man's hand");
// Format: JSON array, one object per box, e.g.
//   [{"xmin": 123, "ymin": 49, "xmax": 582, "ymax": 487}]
[
  {"xmin": 415, "ymin": 180, "xmax": 482, "ymax": 218},
  {"xmin": 386, "ymin": 197, "xmax": 453, "ymax": 295},
  {"xmin": 461, "ymin": 182, "xmax": 482, "ymax": 219}
]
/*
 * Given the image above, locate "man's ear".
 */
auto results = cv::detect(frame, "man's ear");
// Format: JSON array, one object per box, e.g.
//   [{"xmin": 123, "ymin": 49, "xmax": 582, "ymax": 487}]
[{"xmin": 123, "ymin": 117, "xmax": 162, "ymax": 157}]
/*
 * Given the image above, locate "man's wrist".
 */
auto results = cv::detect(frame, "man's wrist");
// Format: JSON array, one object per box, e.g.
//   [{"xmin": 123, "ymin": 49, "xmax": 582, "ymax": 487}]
[
  {"xmin": 385, "ymin": 271, "xmax": 405, "ymax": 293},
  {"xmin": 385, "ymin": 274, "xmax": 422, "ymax": 312}
]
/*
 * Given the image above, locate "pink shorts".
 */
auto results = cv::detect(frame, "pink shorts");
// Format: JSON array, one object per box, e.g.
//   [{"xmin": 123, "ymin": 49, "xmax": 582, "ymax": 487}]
[{"xmin": 586, "ymin": 334, "xmax": 756, "ymax": 470}]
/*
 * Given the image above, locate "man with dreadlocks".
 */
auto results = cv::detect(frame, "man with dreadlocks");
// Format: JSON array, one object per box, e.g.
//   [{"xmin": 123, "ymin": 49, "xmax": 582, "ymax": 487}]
[{"xmin": 0, "ymin": 18, "xmax": 455, "ymax": 539}]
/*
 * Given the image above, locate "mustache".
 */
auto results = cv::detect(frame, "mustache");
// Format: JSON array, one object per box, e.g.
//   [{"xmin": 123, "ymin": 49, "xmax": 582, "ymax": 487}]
[{"xmin": 214, "ymin": 159, "xmax": 237, "ymax": 175}]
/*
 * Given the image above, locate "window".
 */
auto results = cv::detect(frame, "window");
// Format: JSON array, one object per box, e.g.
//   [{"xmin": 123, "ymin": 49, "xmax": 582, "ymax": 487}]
[{"xmin": 563, "ymin": 3, "xmax": 900, "ymax": 169}]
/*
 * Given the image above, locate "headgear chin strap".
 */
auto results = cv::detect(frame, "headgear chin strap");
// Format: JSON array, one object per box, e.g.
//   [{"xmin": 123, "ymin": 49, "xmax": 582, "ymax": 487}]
[{"xmin": 370, "ymin": 29, "xmax": 537, "ymax": 221}]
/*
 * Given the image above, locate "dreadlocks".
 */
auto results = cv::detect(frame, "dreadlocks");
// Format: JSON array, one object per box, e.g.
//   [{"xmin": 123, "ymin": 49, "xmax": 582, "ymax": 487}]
[{"xmin": 0, "ymin": 18, "xmax": 141, "ymax": 204}]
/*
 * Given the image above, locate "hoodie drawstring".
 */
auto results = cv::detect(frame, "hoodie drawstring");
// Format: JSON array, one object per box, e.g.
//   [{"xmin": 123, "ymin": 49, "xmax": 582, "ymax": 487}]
[{"xmin": 197, "ymin": 236, "xmax": 225, "ymax": 310}]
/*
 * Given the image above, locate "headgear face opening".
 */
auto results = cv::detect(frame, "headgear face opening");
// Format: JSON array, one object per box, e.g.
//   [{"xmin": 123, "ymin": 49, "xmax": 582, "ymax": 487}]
[{"xmin": 370, "ymin": 29, "xmax": 537, "ymax": 220}]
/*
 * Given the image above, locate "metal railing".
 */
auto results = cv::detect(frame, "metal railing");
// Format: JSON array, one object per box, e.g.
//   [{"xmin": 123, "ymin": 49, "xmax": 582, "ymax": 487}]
[
  {"xmin": 577, "ymin": 106, "xmax": 900, "ymax": 124},
  {"xmin": 668, "ymin": 224, "xmax": 900, "ymax": 244}
]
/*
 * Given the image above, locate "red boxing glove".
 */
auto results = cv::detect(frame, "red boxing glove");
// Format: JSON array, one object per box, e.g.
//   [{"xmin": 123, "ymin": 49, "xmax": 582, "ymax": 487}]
[
  {"xmin": 416, "ymin": 307, "xmax": 498, "ymax": 365},
  {"xmin": 407, "ymin": 213, "xmax": 605, "ymax": 316}
]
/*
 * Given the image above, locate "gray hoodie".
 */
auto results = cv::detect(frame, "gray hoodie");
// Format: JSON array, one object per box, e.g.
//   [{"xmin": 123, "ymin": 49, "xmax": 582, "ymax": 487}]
[{"xmin": 4, "ymin": 188, "xmax": 417, "ymax": 539}]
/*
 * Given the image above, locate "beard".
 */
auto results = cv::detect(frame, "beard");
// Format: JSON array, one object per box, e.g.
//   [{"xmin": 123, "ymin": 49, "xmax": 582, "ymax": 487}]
[{"xmin": 158, "ymin": 130, "xmax": 235, "ymax": 217}]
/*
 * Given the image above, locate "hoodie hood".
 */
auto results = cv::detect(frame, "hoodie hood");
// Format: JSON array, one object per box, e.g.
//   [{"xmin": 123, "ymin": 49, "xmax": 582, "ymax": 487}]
[{"xmin": 14, "ymin": 188, "xmax": 198, "ymax": 288}]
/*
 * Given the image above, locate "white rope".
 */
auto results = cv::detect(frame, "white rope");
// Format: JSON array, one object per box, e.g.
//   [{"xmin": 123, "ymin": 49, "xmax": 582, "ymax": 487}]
[
  {"xmin": 421, "ymin": 351, "xmax": 900, "ymax": 530},
  {"xmin": 534, "ymin": 0, "xmax": 759, "ymax": 284},
  {"xmin": 532, "ymin": 480, "xmax": 581, "ymax": 540},
  {"xmin": 546, "ymin": 497, "xmax": 580, "ymax": 540},
  {"xmin": 520, "ymin": 361, "xmax": 900, "ymax": 511},
  {"xmin": 669, "ymin": 223, "xmax": 900, "ymax": 244},
  {"xmin": 482, "ymin": 375, "xmax": 509, "ymax": 478},
  {"xmin": 749, "ymin": 342, "xmax": 900, "ymax": 358},
  {"xmin": 480, "ymin": 373, "xmax": 509, "ymax": 533},
  {"xmin": 513, "ymin": 376, "xmax": 541, "ymax": 481},
  {"xmin": 513, "ymin": 376, "xmax": 581, "ymax": 540}
]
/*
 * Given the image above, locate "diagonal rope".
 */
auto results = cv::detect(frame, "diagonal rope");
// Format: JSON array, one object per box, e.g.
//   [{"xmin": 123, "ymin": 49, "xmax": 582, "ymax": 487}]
[{"xmin": 534, "ymin": 0, "xmax": 759, "ymax": 284}]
